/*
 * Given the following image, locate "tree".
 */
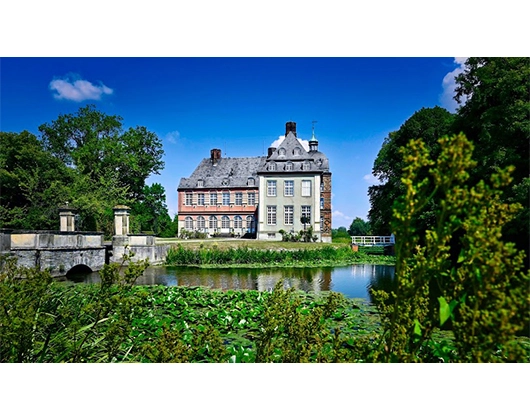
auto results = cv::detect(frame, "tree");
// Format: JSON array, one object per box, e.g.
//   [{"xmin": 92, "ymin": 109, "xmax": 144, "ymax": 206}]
[
  {"xmin": 131, "ymin": 183, "xmax": 177, "ymax": 237},
  {"xmin": 348, "ymin": 217, "xmax": 371, "ymax": 236},
  {"xmin": 368, "ymin": 107, "xmax": 455, "ymax": 235},
  {"xmin": 0, "ymin": 131, "xmax": 74, "ymax": 230},
  {"xmin": 39, "ymin": 105, "xmax": 164, "ymax": 200},
  {"xmin": 452, "ymin": 57, "xmax": 530, "ymax": 255}
]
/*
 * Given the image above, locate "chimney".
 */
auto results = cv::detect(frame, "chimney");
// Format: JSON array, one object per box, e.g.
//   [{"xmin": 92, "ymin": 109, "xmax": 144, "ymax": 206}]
[
  {"xmin": 285, "ymin": 121, "xmax": 297, "ymax": 137},
  {"xmin": 211, "ymin": 148, "xmax": 221, "ymax": 165},
  {"xmin": 267, "ymin": 147, "xmax": 276, "ymax": 158}
]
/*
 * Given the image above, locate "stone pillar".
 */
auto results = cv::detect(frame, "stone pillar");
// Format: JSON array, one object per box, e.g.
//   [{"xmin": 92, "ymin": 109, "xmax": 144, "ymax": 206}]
[
  {"xmin": 59, "ymin": 204, "xmax": 77, "ymax": 232},
  {"xmin": 113, "ymin": 205, "xmax": 131, "ymax": 236},
  {"xmin": 0, "ymin": 229, "xmax": 12, "ymax": 252}
]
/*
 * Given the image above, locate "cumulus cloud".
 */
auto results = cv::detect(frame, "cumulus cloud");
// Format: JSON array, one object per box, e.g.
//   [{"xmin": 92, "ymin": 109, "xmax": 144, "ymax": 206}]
[
  {"xmin": 363, "ymin": 173, "xmax": 382, "ymax": 186},
  {"xmin": 49, "ymin": 74, "xmax": 114, "ymax": 102},
  {"xmin": 440, "ymin": 57, "xmax": 468, "ymax": 112},
  {"xmin": 165, "ymin": 130, "xmax": 181, "ymax": 144},
  {"xmin": 270, "ymin": 135, "xmax": 310, "ymax": 151},
  {"xmin": 333, "ymin": 210, "xmax": 353, "ymax": 225}
]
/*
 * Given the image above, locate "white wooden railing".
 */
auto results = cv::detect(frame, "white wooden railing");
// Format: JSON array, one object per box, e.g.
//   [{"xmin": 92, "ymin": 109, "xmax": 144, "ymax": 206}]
[{"xmin": 351, "ymin": 235, "xmax": 395, "ymax": 246}]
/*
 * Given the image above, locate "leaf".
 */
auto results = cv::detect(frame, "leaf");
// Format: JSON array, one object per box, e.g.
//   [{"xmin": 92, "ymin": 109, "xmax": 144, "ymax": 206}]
[
  {"xmin": 438, "ymin": 297, "xmax": 450, "ymax": 326},
  {"xmin": 413, "ymin": 319, "xmax": 422, "ymax": 336}
]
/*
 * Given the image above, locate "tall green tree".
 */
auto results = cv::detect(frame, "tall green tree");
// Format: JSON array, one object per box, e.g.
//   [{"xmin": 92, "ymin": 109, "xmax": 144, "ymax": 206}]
[
  {"xmin": 452, "ymin": 57, "xmax": 530, "ymax": 255},
  {"xmin": 131, "ymin": 183, "xmax": 177, "ymax": 237},
  {"xmin": 348, "ymin": 217, "xmax": 371, "ymax": 236},
  {"xmin": 0, "ymin": 131, "xmax": 74, "ymax": 229},
  {"xmin": 39, "ymin": 105, "xmax": 165, "ymax": 200},
  {"xmin": 368, "ymin": 106, "xmax": 455, "ymax": 235}
]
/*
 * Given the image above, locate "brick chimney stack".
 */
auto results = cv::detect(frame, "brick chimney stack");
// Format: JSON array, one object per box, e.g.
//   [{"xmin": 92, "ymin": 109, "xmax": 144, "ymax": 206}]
[
  {"xmin": 285, "ymin": 121, "xmax": 297, "ymax": 137},
  {"xmin": 211, "ymin": 148, "xmax": 221, "ymax": 165}
]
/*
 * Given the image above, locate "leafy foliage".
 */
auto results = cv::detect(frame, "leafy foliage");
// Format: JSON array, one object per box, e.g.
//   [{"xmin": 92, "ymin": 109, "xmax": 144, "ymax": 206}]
[{"xmin": 372, "ymin": 133, "xmax": 530, "ymax": 362}]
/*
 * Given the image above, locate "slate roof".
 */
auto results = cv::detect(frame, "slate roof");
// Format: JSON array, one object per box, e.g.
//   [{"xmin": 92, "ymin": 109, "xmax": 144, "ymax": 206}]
[
  {"xmin": 257, "ymin": 132, "xmax": 330, "ymax": 174},
  {"xmin": 178, "ymin": 156, "xmax": 266, "ymax": 190}
]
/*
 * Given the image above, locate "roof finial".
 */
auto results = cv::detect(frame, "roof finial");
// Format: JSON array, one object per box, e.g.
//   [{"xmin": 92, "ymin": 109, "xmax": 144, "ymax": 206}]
[{"xmin": 311, "ymin": 120, "xmax": 318, "ymax": 140}]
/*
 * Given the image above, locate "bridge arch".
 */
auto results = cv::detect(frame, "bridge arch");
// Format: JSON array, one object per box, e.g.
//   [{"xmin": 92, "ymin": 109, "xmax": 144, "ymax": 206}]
[{"xmin": 66, "ymin": 264, "xmax": 93, "ymax": 276}]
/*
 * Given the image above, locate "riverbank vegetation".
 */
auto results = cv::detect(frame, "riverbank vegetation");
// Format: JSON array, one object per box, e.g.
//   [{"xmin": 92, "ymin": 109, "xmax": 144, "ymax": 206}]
[{"xmin": 165, "ymin": 243, "xmax": 395, "ymax": 268}]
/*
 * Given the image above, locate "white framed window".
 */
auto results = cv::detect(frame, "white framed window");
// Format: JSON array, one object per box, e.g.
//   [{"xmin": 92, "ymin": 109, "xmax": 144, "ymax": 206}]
[
  {"xmin": 197, "ymin": 193, "xmax": 205, "ymax": 205},
  {"xmin": 209, "ymin": 216, "xmax": 218, "ymax": 229},
  {"xmin": 221, "ymin": 215, "xmax": 230, "ymax": 229},
  {"xmin": 285, "ymin": 161, "xmax": 293, "ymax": 171},
  {"xmin": 185, "ymin": 216, "xmax": 193, "ymax": 229},
  {"xmin": 247, "ymin": 177, "xmax": 255, "ymax": 186},
  {"xmin": 210, "ymin": 193, "xmax": 217, "ymax": 205},
  {"xmin": 235, "ymin": 192, "xmax": 243, "ymax": 205},
  {"xmin": 284, "ymin": 180, "xmax": 294, "ymax": 196},
  {"xmin": 247, "ymin": 192, "xmax": 255, "ymax": 205},
  {"xmin": 267, "ymin": 206, "xmax": 277, "ymax": 225},
  {"xmin": 268, "ymin": 162, "xmax": 276, "ymax": 171},
  {"xmin": 303, "ymin": 161, "xmax": 311, "ymax": 170},
  {"xmin": 197, "ymin": 179, "xmax": 204, "ymax": 187},
  {"xmin": 223, "ymin": 192, "xmax": 230, "ymax": 205},
  {"xmin": 301, "ymin": 180, "xmax": 311, "ymax": 197},
  {"xmin": 267, "ymin": 180, "xmax": 277, "ymax": 197},
  {"xmin": 278, "ymin": 148, "xmax": 286, "ymax": 157},
  {"xmin": 234, "ymin": 215, "xmax": 243, "ymax": 229},
  {"xmin": 301, "ymin": 205, "xmax": 311, "ymax": 223},
  {"xmin": 284, "ymin": 206, "xmax": 294, "ymax": 225},
  {"xmin": 293, "ymin": 147, "xmax": 301, "ymax": 156},
  {"xmin": 197, "ymin": 216, "xmax": 205, "ymax": 229},
  {"xmin": 185, "ymin": 192, "xmax": 193, "ymax": 206},
  {"xmin": 246, "ymin": 215, "xmax": 255, "ymax": 229}
]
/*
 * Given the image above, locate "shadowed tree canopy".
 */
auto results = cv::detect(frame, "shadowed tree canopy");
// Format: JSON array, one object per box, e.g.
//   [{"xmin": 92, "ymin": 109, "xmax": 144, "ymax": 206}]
[
  {"xmin": 368, "ymin": 106, "xmax": 455, "ymax": 235},
  {"xmin": 39, "ymin": 105, "xmax": 165, "ymax": 200}
]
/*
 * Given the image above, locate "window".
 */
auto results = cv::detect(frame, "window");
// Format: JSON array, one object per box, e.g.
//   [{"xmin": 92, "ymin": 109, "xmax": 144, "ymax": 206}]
[
  {"xmin": 247, "ymin": 177, "xmax": 255, "ymax": 186},
  {"xmin": 320, "ymin": 197, "xmax": 325, "ymax": 209},
  {"xmin": 235, "ymin": 192, "xmax": 243, "ymax": 205},
  {"xmin": 210, "ymin": 193, "xmax": 217, "ymax": 205},
  {"xmin": 320, "ymin": 182, "xmax": 324, "ymax": 192},
  {"xmin": 234, "ymin": 216, "xmax": 242, "ymax": 229},
  {"xmin": 267, "ymin": 180, "xmax": 277, "ymax": 196},
  {"xmin": 247, "ymin": 192, "xmax": 255, "ymax": 205},
  {"xmin": 185, "ymin": 216, "xmax": 193, "ymax": 229},
  {"xmin": 197, "ymin": 179, "xmax": 204, "ymax": 187},
  {"xmin": 246, "ymin": 215, "xmax": 255, "ymax": 230},
  {"xmin": 197, "ymin": 193, "xmax": 205, "ymax": 205},
  {"xmin": 267, "ymin": 206, "xmax": 277, "ymax": 225},
  {"xmin": 301, "ymin": 180, "xmax": 311, "ymax": 197},
  {"xmin": 301, "ymin": 205, "xmax": 311, "ymax": 223},
  {"xmin": 293, "ymin": 147, "xmax": 301, "ymax": 156},
  {"xmin": 303, "ymin": 161, "xmax": 311, "ymax": 170},
  {"xmin": 285, "ymin": 161, "xmax": 293, "ymax": 171},
  {"xmin": 284, "ymin": 180, "xmax": 294, "ymax": 196},
  {"xmin": 197, "ymin": 216, "xmax": 205, "ymax": 229},
  {"xmin": 209, "ymin": 216, "xmax": 218, "ymax": 229},
  {"xmin": 185, "ymin": 193, "xmax": 192, "ymax": 206},
  {"xmin": 223, "ymin": 192, "xmax": 230, "ymax": 205},
  {"xmin": 278, "ymin": 148, "xmax": 286, "ymax": 157},
  {"xmin": 222, "ymin": 215, "xmax": 230, "ymax": 229},
  {"xmin": 284, "ymin": 206, "xmax": 294, "ymax": 225},
  {"xmin": 268, "ymin": 162, "xmax": 276, "ymax": 171}
]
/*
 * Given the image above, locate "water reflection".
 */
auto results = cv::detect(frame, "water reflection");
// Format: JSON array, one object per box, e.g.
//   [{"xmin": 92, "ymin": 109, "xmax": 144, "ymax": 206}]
[{"xmin": 63, "ymin": 264, "xmax": 395, "ymax": 301}]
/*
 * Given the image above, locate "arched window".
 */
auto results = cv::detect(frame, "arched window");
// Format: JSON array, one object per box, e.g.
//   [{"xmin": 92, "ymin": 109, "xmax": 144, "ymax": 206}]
[
  {"xmin": 185, "ymin": 216, "xmax": 193, "ymax": 230},
  {"xmin": 234, "ymin": 215, "xmax": 243, "ymax": 229},
  {"xmin": 302, "ymin": 161, "xmax": 311, "ymax": 170},
  {"xmin": 209, "ymin": 216, "xmax": 218, "ymax": 229},
  {"xmin": 197, "ymin": 216, "xmax": 205, "ymax": 229},
  {"xmin": 221, "ymin": 215, "xmax": 230, "ymax": 229},
  {"xmin": 268, "ymin": 162, "xmax": 276, "ymax": 171},
  {"xmin": 247, "ymin": 177, "xmax": 255, "ymax": 186},
  {"xmin": 246, "ymin": 215, "xmax": 255, "ymax": 231},
  {"xmin": 278, "ymin": 148, "xmax": 286, "ymax": 157},
  {"xmin": 285, "ymin": 161, "xmax": 293, "ymax": 171},
  {"xmin": 293, "ymin": 147, "xmax": 301, "ymax": 156}
]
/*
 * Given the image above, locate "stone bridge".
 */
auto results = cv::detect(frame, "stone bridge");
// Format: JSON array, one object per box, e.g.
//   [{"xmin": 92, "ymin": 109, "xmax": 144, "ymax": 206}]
[{"xmin": 0, "ymin": 204, "xmax": 170, "ymax": 278}]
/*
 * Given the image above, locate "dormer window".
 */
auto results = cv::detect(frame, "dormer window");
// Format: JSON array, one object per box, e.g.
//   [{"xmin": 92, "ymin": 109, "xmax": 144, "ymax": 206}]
[
  {"xmin": 278, "ymin": 148, "xmax": 286, "ymax": 157},
  {"xmin": 302, "ymin": 161, "xmax": 311, "ymax": 170},
  {"xmin": 222, "ymin": 178, "xmax": 229, "ymax": 186},
  {"xmin": 268, "ymin": 162, "xmax": 276, "ymax": 171},
  {"xmin": 197, "ymin": 179, "xmax": 204, "ymax": 187},
  {"xmin": 293, "ymin": 147, "xmax": 301, "ymax": 156},
  {"xmin": 247, "ymin": 177, "xmax": 255, "ymax": 186},
  {"xmin": 285, "ymin": 161, "xmax": 293, "ymax": 171}
]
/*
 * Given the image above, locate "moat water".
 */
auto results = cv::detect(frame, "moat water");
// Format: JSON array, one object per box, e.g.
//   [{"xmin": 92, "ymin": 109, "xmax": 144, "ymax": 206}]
[{"xmin": 62, "ymin": 264, "xmax": 395, "ymax": 302}]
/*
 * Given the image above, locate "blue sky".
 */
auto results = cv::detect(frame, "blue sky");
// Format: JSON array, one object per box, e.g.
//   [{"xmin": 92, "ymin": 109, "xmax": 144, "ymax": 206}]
[{"xmin": 0, "ymin": 57, "xmax": 467, "ymax": 228}]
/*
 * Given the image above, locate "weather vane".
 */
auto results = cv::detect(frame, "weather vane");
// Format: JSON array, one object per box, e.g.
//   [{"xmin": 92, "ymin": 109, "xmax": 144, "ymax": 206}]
[{"xmin": 312, "ymin": 120, "xmax": 318, "ymax": 136}]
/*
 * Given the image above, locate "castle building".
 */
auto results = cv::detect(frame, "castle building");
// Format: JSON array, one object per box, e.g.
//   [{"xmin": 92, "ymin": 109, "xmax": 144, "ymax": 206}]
[{"xmin": 177, "ymin": 122, "xmax": 332, "ymax": 242}]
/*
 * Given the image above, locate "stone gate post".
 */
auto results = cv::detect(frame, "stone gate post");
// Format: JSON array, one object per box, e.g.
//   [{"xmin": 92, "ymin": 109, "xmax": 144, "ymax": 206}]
[
  {"xmin": 59, "ymin": 203, "xmax": 77, "ymax": 232},
  {"xmin": 113, "ymin": 205, "xmax": 131, "ymax": 236}
]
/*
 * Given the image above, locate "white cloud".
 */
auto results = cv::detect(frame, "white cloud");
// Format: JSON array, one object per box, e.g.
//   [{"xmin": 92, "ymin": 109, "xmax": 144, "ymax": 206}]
[
  {"xmin": 270, "ymin": 135, "xmax": 309, "ymax": 151},
  {"xmin": 440, "ymin": 57, "xmax": 469, "ymax": 112},
  {"xmin": 363, "ymin": 173, "xmax": 382, "ymax": 186},
  {"xmin": 333, "ymin": 210, "xmax": 353, "ymax": 226},
  {"xmin": 165, "ymin": 130, "xmax": 181, "ymax": 144},
  {"xmin": 49, "ymin": 74, "xmax": 114, "ymax": 102}
]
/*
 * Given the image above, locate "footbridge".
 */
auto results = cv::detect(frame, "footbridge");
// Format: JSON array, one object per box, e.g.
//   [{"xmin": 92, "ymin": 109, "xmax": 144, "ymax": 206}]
[{"xmin": 351, "ymin": 235, "xmax": 395, "ymax": 247}]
